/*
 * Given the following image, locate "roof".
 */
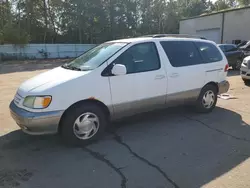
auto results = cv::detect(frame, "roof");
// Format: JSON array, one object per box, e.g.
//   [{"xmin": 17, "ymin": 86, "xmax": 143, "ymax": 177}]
[
  {"xmin": 107, "ymin": 36, "xmax": 213, "ymax": 44},
  {"xmin": 107, "ymin": 34, "xmax": 209, "ymax": 43},
  {"xmin": 217, "ymin": 44, "xmax": 237, "ymax": 46},
  {"xmin": 108, "ymin": 37, "xmax": 151, "ymax": 43},
  {"xmin": 180, "ymin": 5, "xmax": 250, "ymax": 21}
]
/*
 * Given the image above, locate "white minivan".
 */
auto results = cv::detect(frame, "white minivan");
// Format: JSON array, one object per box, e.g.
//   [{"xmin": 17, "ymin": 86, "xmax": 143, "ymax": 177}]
[{"xmin": 10, "ymin": 35, "xmax": 230, "ymax": 144}]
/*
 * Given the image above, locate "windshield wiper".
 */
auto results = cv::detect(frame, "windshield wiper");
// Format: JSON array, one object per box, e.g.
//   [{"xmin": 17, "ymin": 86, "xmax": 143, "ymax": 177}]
[{"xmin": 62, "ymin": 64, "xmax": 82, "ymax": 71}]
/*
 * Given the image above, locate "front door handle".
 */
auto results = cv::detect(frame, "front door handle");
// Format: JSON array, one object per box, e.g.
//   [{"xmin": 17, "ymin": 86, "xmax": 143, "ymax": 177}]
[{"xmin": 155, "ymin": 75, "xmax": 166, "ymax": 80}]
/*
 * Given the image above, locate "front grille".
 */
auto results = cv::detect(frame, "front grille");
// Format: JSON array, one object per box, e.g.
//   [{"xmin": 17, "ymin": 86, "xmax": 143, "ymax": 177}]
[
  {"xmin": 242, "ymin": 71, "xmax": 247, "ymax": 75},
  {"xmin": 14, "ymin": 93, "xmax": 23, "ymax": 105}
]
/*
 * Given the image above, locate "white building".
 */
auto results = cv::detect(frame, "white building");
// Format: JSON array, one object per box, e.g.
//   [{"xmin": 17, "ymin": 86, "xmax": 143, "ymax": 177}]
[{"xmin": 179, "ymin": 6, "xmax": 250, "ymax": 44}]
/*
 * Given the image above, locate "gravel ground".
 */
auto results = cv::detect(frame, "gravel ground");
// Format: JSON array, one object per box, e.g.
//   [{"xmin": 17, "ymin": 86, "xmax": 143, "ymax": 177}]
[{"xmin": 1, "ymin": 60, "xmax": 250, "ymax": 188}]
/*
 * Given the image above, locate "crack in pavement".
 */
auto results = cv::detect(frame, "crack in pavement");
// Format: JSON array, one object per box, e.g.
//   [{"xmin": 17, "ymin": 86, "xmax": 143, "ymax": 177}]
[
  {"xmin": 183, "ymin": 115, "xmax": 250, "ymax": 143},
  {"xmin": 112, "ymin": 132, "xmax": 180, "ymax": 188},
  {"xmin": 84, "ymin": 148, "xmax": 127, "ymax": 188}
]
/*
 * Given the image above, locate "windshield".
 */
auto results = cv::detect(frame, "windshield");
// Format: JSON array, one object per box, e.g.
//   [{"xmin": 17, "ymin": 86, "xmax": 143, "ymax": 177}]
[{"xmin": 62, "ymin": 42, "xmax": 127, "ymax": 71}]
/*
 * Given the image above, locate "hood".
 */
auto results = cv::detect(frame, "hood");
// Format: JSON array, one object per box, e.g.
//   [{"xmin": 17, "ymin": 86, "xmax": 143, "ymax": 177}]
[
  {"xmin": 18, "ymin": 66, "xmax": 88, "ymax": 96},
  {"xmin": 240, "ymin": 43, "xmax": 250, "ymax": 50},
  {"xmin": 244, "ymin": 56, "xmax": 250, "ymax": 62}
]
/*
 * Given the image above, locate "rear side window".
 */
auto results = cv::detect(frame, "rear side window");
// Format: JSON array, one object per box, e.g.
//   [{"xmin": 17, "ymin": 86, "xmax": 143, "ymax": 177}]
[
  {"xmin": 219, "ymin": 45, "xmax": 225, "ymax": 52},
  {"xmin": 195, "ymin": 42, "xmax": 223, "ymax": 63},
  {"xmin": 160, "ymin": 41, "xmax": 203, "ymax": 67},
  {"xmin": 224, "ymin": 45, "xmax": 237, "ymax": 52}
]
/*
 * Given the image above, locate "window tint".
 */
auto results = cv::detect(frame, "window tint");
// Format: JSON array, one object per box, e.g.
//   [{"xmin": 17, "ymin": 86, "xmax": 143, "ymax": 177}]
[
  {"xmin": 160, "ymin": 41, "xmax": 203, "ymax": 67},
  {"xmin": 224, "ymin": 45, "xmax": 237, "ymax": 52},
  {"xmin": 115, "ymin": 42, "xmax": 160, "ymax": 74},
  {"xmin": 219, "ymin": 45, "xmax": 225, "ymax": 52},
  {"xmin": 195, "ymin": 42, "xmax": 223, "ymax": 63},
  {"xmin": 65, "ymin": 43, "xmax": 127, "ymax": 70}
]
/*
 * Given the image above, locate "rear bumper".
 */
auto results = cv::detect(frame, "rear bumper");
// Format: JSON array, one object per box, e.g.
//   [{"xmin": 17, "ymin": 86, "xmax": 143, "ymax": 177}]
[
  {"xmin": 218, "ymin": 80, "xmax": 230, "ymax": 94},
  {"xmin": 9, "ymin": 101, "xmax": 64, "ymax": 135}
]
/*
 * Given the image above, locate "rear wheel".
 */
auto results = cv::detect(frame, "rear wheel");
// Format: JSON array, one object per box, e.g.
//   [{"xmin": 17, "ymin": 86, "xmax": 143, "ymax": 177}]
[
  {"xmin": 60, "ymin": 103, "xmax": 108, "ymax": 145},
  {"xmin": 195, "ymin": 84, "xmax": 218, "ymax": 113}
]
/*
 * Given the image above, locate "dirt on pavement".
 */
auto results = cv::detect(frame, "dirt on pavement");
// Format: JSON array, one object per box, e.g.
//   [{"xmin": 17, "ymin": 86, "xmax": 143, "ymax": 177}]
[{"xmin": 1, "ymin": 60, "xmax": 250, "ymax": 188}]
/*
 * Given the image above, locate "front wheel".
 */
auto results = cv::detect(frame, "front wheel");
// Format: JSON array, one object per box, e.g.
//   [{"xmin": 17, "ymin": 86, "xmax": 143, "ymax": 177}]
[
  {"xmin": 60, "ymin": 103, "xmax": 107, "ymax": 145},
  {"xmin": 195, "ymin": 85, "xmax": 218, "ymax": 113}
]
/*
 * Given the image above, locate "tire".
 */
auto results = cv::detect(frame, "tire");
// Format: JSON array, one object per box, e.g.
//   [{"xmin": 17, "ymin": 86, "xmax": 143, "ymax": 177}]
[
  {"xmin": 242, "ymin": 78, "xmax": 250, "ymax": 85},
  {"xmin": 60, "ymin": 103, "xmax": 108, "ymax": 146},
  {"xmin": 195, "ymin": 84, "xmax": 218, "ymax": 113}
]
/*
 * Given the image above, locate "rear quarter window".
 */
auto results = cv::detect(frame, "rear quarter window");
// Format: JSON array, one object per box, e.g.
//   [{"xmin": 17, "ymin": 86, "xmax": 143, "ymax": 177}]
[
  {"xmin": 160, "ymin": 41, "xmax": 203, "ymax": 67},
  {"xmin": 195, "ymin": 42, "xmax": 223, "ymax": 63}
]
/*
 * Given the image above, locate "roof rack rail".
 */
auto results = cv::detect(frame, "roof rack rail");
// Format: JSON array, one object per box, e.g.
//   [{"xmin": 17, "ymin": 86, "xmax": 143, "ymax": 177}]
[{"xmin": 140, "ymin": 34, "xmax": 207, "ymax": 40}]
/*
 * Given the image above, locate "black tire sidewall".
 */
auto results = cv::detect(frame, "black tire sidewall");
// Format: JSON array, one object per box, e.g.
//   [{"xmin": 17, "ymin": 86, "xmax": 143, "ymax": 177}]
[
  {"xmin": 243, "ymin": 78, "xmax": 250, "ymax": 85},
  {"xmin": 61, "ymin": 103, "xmax": 107, "ymax": 146},
  {"xmin": 196, "ymin": 85, "xmax": 218, "ymax": 113}
]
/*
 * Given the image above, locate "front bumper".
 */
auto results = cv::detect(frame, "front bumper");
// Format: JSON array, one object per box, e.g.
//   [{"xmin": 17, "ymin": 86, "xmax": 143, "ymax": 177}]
[
  {"xmin": 9, "ymin": 101, "xmax": 64, "ymax": 135},
  {"xmin": 218, "ymin": 80, "xmax": 230, "ymax": 94},
  {"xmin": 241, "ymin": 66, "xmax": 250, "ymax": 80}
]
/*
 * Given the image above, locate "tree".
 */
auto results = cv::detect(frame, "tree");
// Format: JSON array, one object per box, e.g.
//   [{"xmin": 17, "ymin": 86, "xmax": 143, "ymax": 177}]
[
  {"xmin": 0, "ymin": 0, "xmax": 247, "ymax": 44},
  {"xmin": 177, "ymin": 0, "xmax": 209, "ymax": 18},
  {"xmin": 237, "ymin": 0, "xmax": 250, "ymax": 5},
  {"xmin": 0, "ymin": 0, "xmax": 29, "ymax": 45}
]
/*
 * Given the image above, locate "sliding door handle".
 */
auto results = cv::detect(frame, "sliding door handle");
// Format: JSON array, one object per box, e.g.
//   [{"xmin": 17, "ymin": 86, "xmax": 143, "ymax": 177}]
[
  {"xmin": 170, "ymin": 73, "xmax": 179, "ymax": 78},
  {"xmin": 155, "ymin": 75, "xmax": 166, "ymax": 80}
]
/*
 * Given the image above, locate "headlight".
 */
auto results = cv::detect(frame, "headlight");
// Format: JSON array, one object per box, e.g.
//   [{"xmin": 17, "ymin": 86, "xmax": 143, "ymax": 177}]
[{"xmin": 23, "ymin": 96, "xmax": 52, "ymax": 109}]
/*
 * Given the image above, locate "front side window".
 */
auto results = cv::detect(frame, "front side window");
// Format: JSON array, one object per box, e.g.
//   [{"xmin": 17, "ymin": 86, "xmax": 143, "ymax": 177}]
[
  {"xmin": 160, "ymin": 41, "xmax": 203, "ymax": 67},
  {"xmin": 114, "ymin": 42, "xmax": 160, "ymax": 74},
  {"xmin": 195, "ymin": 42, "xmax": 223, "ymax": 63},
  {"xmin": 62, "ymin": 42, "xmax": 127, "ymax": 71}
]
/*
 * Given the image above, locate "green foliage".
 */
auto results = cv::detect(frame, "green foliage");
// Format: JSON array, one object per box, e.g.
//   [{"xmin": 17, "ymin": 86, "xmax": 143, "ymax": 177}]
[
  {"xmin": 0, "ymin": 0, "xmax": 248, "ymax": 44},
  {"xmin": 0, "ymin": 23, "xmax": 30, "ymax": 45},
  {"xmin": 238, "ymin": 0, "xmax": 250, "ymax": 5},
  {"xmin": 213, "ymin": 0, "xmax": 231, "ymax": 11}
]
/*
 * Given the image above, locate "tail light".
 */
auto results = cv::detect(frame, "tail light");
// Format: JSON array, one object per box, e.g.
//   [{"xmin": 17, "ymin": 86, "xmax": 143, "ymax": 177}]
[{"xmin": 224, "ymin": 64, "xmax": 229, "ymax": 72}]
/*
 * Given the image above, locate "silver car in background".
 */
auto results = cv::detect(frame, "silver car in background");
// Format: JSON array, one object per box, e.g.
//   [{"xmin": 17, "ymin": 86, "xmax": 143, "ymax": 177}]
[{"xmin": 241, "ymin": 56, "xmax": 250, "ymax": 83}]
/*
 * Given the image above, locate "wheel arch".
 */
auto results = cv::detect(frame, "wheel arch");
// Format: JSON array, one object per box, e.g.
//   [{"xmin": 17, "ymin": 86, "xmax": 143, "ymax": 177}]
[
  {"xmin": 203, "ymin": 82, "xmax": 219, "ymax": 93},
  {"xmin": 58, "ymin": 99, "xmax": 111, "ymax": 133}
]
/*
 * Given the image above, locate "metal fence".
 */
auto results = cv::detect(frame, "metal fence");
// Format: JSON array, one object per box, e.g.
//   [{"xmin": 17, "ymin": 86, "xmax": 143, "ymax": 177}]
[{"xmin": 0, "ymin": 44, "xmax": 97, "ymax": 61}]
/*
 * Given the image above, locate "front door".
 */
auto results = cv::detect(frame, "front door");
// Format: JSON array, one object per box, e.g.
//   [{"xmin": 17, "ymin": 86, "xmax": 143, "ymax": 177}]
[
  {"xmin": 224, "ymin": 45, "xmax": 238, "ymax": 66},
  {"xmin": 108, "ymin": 42, "xmax": 167, "ymax": 118}
]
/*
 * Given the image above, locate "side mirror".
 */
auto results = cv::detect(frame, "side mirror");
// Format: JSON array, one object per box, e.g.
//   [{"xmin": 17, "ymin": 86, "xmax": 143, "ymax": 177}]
[{"xmin": 111, "ymin": 64, "xmax": 127, "ymax": 76}]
